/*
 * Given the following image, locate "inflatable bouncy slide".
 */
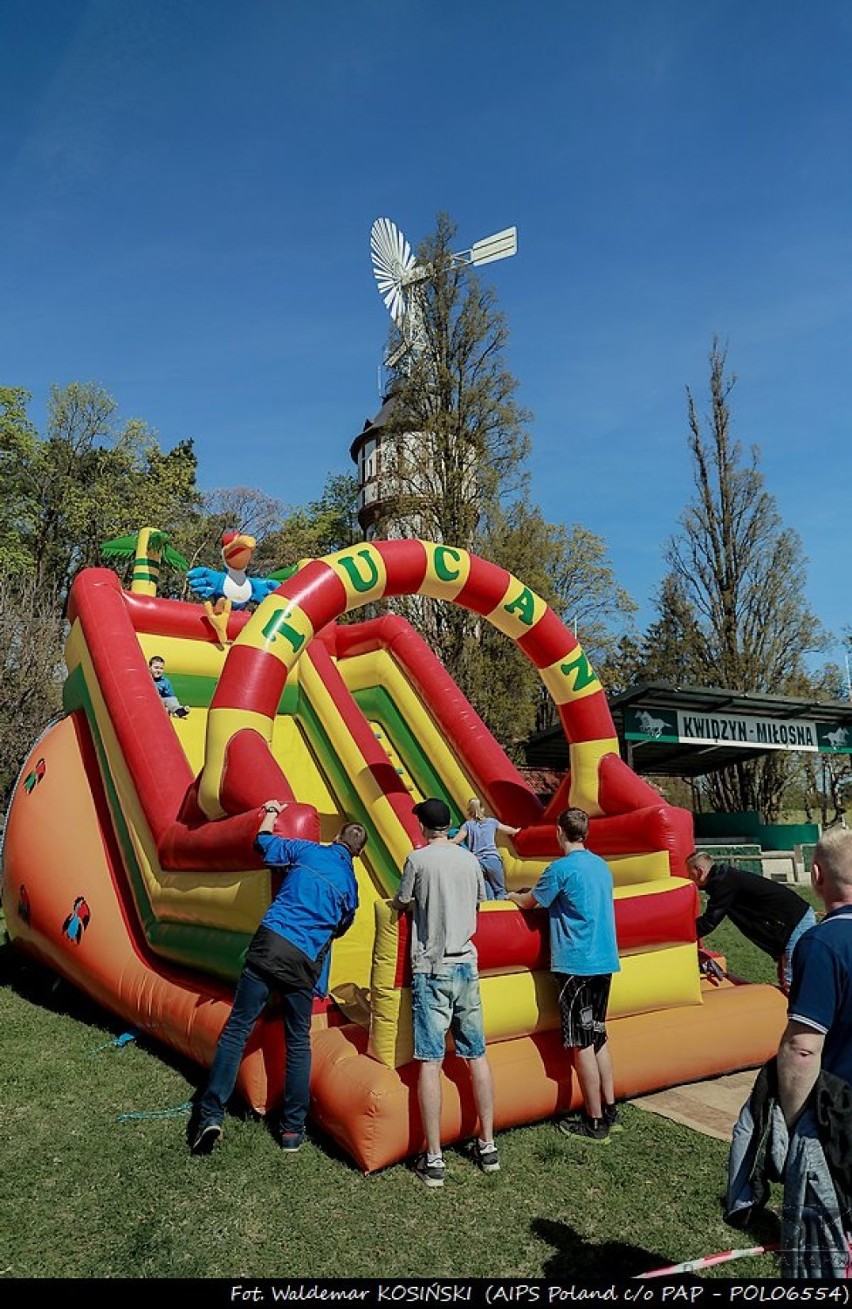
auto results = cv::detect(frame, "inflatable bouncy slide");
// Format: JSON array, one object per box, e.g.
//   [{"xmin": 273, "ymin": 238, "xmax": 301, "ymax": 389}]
[{"xmin": 1, "ymin": 536, "xmax": 787, "ymax": 1172}]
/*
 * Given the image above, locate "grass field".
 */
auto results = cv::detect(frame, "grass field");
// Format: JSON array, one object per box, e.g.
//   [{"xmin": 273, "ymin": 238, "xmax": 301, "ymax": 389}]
[{"xmin": 0, "ymin": 886, "xmax": 819, "ymax": 1282}]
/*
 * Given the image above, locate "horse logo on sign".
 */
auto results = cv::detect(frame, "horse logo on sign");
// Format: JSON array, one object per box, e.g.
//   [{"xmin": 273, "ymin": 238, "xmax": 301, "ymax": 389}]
[
  {"xmin": 635, "ymin": 710, "xmax": 668, "ymax": 739},
  {"xmin": 824, "ymin": 726, "xmax": 850, "ymax": 751}
]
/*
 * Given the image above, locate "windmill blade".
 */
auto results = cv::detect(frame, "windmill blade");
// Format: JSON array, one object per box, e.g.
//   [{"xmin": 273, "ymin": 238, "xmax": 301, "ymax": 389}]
[
  {"xmin": 470, "ymin": 226, "xmax": 518, "ymax": 266},
  {"xmin": 371, "ymin": 217, "xmax": 417, "ymax": 325}
]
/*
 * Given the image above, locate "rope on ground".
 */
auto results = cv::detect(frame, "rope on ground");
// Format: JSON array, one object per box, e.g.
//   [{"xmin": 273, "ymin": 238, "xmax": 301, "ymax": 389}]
[
  {"xmin": 115, "ymin": 1101, "xmax": 193, "ymax": 1124},
  {"xmin": 88, "ymin": 1030, "xmax": 138, "ymax": 1055}
]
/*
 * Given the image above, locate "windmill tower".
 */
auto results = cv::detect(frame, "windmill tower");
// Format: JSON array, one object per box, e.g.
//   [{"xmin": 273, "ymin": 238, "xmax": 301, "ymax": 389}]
[{"xmin": 351, "ymin": 217, "xmax": 518, "ymax": 536}]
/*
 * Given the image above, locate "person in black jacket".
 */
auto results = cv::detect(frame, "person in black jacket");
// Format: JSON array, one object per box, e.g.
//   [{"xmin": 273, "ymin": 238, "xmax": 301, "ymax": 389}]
[{"xmin": 685, "ymin": 850, "xmax": 816, "ymax": 992}]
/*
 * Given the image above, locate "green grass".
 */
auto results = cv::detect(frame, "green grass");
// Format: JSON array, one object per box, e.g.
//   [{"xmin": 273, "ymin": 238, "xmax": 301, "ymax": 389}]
[{"xmin": 0, "ymin": 891, "xmax": 819, "ymax": 1281}]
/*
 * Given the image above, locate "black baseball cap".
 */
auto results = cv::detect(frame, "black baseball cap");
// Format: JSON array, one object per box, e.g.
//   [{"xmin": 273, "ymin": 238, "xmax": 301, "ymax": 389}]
[{"xmin": 412, "ymin": 797, "xmax": 451, "ymax": 830}]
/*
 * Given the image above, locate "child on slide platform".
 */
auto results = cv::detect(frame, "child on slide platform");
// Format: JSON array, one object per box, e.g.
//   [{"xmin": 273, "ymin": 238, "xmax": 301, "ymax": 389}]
[
  {"xmin": 149, "ymin": 655, "xmax": 190, "ymax": 718},
  {"xmin": 451, "ymin": 797, "xmax": 521, "ymax": 900}
]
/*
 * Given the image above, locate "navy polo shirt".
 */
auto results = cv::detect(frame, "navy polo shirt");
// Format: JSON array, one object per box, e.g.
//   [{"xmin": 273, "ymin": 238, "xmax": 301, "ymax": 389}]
[{"xmin": 787, "ymin": 908, "xmax": 852, "ymax": 1085}]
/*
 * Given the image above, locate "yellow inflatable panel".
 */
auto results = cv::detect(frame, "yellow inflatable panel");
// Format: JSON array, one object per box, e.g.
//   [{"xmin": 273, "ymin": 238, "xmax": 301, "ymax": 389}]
[{"xmin": 367, "ymin": 901, "xmax": 702, "ymax": 1068}]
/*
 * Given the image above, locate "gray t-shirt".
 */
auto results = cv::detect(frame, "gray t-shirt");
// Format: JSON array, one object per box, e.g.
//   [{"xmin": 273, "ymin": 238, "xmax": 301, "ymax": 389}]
[{"xmin": 396, "ymin": 840, "xmax": 486, "ymax": 973}]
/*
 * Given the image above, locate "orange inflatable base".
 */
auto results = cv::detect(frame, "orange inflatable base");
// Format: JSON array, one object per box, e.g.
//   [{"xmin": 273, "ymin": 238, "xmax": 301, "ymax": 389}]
[{"xmin": 309, "ymin": 981, "xmax": 788, "ymax": 1173}]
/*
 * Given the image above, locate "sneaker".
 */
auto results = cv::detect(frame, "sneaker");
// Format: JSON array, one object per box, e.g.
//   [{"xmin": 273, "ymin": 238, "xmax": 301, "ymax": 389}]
[
  {"xmin": 413, "ymin": 1153, "xmax": 445, "ymax": 1188},
  {"xmin": 603, "ymin": 1103, "xmax": 623, "ymax": 1134},
  {"xmin": 279, "ymin": 1130, "xmax": 305, "ymax": 1152},
  {"xmin": 557, "ymin": 1113, "xmax": 610, "ymax": 1144},
  {"xmin": 173, "ymin": 706, "xmax": 190, "ymax": 718},
  {"xmin": 191, "ymin": 1120, "xmax": 222, "ymax": 1155},
  {"xmin": 472, "ymin": 1140, "xmax": 500, "ymax": 1173}
]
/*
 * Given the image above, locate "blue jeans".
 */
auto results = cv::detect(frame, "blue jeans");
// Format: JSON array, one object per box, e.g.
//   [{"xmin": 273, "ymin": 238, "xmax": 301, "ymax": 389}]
[
  {"xmin": 780, "ymin": 907, "xmax": 818, "ymax": 992},
  {"xmin": 478, "ymin": 853, "xmax": 507, "ymax": 900},
  {"xmin": 198, "ymin": 963, "xmax": 315, "ymax": 1134}
]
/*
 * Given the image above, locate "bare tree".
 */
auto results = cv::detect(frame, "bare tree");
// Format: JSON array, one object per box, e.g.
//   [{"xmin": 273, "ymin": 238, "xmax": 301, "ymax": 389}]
[
  {"xmin": 0, "ymin": 573, "xmax": 66, "ymax": 809},
  {"xmin": 365, "ymin": 214, "xmax": 640, "ymax": 751},
  {"xmin": 178, "ymin": 486, "xmax": 287, "ymax": 588},
  {"xmin": 378, "ymin": 213, "xmax": 530, "ymax": 547},
  {"xmin": 649, "ymin": 339, "xmax": 826, "ymax": 819},
  {"xmin": 252, "ymin": 474, "xmax": 360, "ymax": 575},
  {"xmin": 371, "ymin": 213, "xmax": 531, "ymax": 707}
]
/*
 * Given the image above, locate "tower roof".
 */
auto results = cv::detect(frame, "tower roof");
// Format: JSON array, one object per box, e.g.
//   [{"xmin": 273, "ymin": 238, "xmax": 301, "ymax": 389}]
[{"xmin": 349, "ymin": 393, "xmax": 397, "ymax": 461}]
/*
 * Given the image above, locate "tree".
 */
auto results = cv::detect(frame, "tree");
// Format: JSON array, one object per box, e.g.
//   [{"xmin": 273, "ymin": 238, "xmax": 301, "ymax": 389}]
[
  {"xmin": 0, "ymin": 572, "xmax": 66, "ymax": 809},
  {"xmin": 369, "ymin": 215, "xmax": 530, "ymax": 700},
  {"xmin": 628, "ymin": 574, "xmax": 705, "ymax": 687},
  {"xmin": 364, "ymin": 214, "xmax": 638, "ymax": 752},
  {"xmin": 0, "ymin": 387, "xmax": 41, "ymax": 575},
  {"xmin": 253, "ymin": 472, "xmax": 361, "ymax": 573},
  {"xmin": 646, "ymin": 340, "xmax": 826, "ymax": 819},
  {"xmin": 178, "ymin": 485, "xmax": 287, "ymax": 593},
  {"xmin": 0, "ymin": 383, "xmax": 201, "ymax": 595},
  {"xmin": 377, "ymin": 212, "xmax": 530, "ymax": 545},
  {"xmin": 780, "ymin": 661, "xmax": 852, "ymax": 825},
  {"xmin": 369, "ymin": 214, "xmax": 527, "ymax": 721},
  {"xmin": 472, "ymin": 502, "xmax": 637, "ymax": 753}
]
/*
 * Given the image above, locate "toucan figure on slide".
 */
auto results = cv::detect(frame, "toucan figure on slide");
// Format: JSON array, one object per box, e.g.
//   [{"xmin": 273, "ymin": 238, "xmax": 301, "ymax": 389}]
[{"xmin": 187, "ymin": 531, "xmax": 296, "ymax": 644}]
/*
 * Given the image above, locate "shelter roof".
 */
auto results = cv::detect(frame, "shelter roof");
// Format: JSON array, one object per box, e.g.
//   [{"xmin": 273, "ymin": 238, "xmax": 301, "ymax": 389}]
[{"xmin": 525, "ymin": 681, "xmax": 852, "ymax": 778}]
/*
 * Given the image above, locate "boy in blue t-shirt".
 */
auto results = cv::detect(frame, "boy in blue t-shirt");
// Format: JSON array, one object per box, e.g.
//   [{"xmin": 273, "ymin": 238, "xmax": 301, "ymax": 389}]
[
  {"xmin": 508, "ymin": 807, "xmax": 620, "ymax": 1142},
  {"xmin": 148, "ymin": 654, "xmax": 190, "ymax": 718}
]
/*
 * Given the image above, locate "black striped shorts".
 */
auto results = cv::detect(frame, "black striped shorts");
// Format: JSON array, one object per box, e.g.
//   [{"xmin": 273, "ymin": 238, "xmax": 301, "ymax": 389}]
[{"xmin": 554, "ymin": 972, "xmax": 612, "ymax": 1051}]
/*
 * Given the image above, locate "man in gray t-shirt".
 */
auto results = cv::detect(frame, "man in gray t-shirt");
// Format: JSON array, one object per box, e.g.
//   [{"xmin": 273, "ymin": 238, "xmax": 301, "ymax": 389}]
[
  {"xmin": 399, "ymin": 839, "xmax": 486, "ymax": 972},
  {"xmin": 393, "ymin": 797, "xmax": 499, "ymax": 1188}
]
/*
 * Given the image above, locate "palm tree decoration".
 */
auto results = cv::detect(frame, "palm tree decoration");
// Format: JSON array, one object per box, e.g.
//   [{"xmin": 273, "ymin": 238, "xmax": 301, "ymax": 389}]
[{"xmin": 101, "ymin": 528, "xmax": 189, "ymax": 597}]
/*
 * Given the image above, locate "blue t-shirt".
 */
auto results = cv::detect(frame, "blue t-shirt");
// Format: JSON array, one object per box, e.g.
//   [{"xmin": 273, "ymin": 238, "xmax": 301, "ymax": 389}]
[
  {"xmin": 531, "ymin": 847, "xmax": 620, "ymax": 976},
  {"xmin": 787, "ymin": 907, "xmax": 852, "ymax": 1085},
  {"xmin": 152, "ymin": 672, "xmax": 175, "ymax": 699},
  {"xmin": 255, "ymin": 835, "xmax": 359, "ymax": 996}
]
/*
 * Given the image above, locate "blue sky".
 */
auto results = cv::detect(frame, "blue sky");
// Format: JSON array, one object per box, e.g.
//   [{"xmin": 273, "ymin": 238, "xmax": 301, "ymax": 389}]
[{"xmin": 3, "ymin": 1, "xmax": 850, "ymax": 669}]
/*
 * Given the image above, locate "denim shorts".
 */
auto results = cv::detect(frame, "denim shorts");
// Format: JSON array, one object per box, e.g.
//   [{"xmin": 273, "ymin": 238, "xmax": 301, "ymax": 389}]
[
  {"xmin": 411, "ymin": 961, "xmax": 487, "ymax": 1061},
  {"xmin": 779, "ymin": 906, "xmax": 818, "ymax": 992}
]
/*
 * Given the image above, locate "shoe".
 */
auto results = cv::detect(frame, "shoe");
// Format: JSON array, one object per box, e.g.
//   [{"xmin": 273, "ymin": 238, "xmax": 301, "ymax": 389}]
[
  {"xmin": 557, "ymin": 1113, "xmax": 610, "ymax": 1144},
  {"xmin": 603, "ymin": 1103, "xmax": 623, "ymax": 1134},
  {"xmin": 279, "ymin": 1130, "xmax": 305, "ymax": 1152},
  {"xmin": 472, "ymin": 1140, "xmax": 500, "ymax": 1173},
  {"xmin": 174, "ymin": 707, "xmax": 190, "ymax": 718},
  {"xmin": 191, "ymin": 1121, "xmax": 222, "ymax": 1155},
  {"xmin": 413, "ymin": 1153, "xmax": 445, "ymax": 1188}
]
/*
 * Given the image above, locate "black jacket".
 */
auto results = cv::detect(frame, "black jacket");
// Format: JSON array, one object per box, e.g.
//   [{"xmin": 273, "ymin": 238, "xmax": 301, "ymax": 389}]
[{"xmin": 697, "ymin": 863, "xmax": 810, "ymax": 959}]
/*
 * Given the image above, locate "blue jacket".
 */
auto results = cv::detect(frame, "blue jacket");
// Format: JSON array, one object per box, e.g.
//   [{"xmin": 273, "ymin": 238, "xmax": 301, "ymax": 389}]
[{"xmin": 254, "ymin": 834, "xmax": 359, "ymax": 996}]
